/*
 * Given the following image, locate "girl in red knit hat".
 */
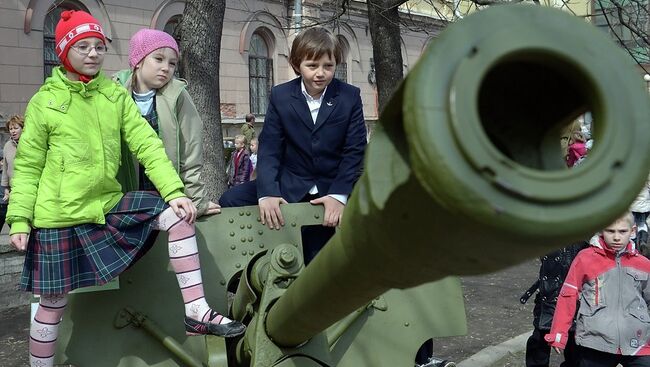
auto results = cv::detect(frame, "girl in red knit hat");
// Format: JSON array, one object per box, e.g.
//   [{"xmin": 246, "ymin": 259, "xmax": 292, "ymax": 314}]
[
  {"xmin": 8, "ymin": 10, "xmax": 244, "ymax": 367},
  {"xmin": 113, "ymin": 28, "xmax": 221, "ymax": 217}
]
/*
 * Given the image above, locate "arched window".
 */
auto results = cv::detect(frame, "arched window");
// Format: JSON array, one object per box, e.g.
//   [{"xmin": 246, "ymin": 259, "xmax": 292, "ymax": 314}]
[
  {"xmin": 248, "ymin": 31, "xmax": 273, "ymax": 115},
  {"xmin": 43, "ymin": 1, "xmax": 88, "ymax": 80},
  {"xmin": 335, "ymin": 35, "xmax": 349, "ymax": 82},
  {"xmin": 163, "ymin": 14, "xmax": 183, "ymax": 51},
  {"xmin": 164, "ymin": 14, "xmax": 183, "ymax": 77}
]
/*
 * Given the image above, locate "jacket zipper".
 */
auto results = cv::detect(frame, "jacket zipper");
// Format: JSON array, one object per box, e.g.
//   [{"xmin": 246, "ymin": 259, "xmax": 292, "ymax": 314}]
[{"xmin": 616, "ymin": 254, "xmax": 622, "ymax": 352}]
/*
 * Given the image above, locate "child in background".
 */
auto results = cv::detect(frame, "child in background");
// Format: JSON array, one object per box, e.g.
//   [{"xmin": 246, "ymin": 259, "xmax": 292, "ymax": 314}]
[
  {"xmin": 227, "ymin": 135, "xmax": 252, "ymax": 187},
  {"xmin": 250, "ymin": 137, "xmax": 258, "ymax": 171},
  {"xmin": 9, "ymin": 11, "xmax": 244, "ymax": 367},
  {"xmin": 114, "ymin": 28, "xmax": 220, "ymax": 217},
  {"xmin": 546, "ymin": 213, "xmax": 650, "ymax": 366},
  {"xmin": 566, "ymin": 131, "xmax": 587, "ymax": 168},
  {"xmin": 522, "ymin": 242, "xmax": 587, "ymax": 367}
]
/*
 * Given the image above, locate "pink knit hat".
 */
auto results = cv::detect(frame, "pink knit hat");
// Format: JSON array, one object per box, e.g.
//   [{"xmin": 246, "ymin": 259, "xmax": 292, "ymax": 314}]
[{"xmin": 129, "ymin": 29, "xmax": 179, "ymax": 69}]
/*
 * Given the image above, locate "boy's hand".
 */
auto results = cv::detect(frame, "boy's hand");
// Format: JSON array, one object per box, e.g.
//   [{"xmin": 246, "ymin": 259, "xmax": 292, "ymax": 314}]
[
  {"xmin": 10, "ymin": 233, "xmax": 29, "ymax": 252},
  {"xmin": 204, "ymin": 201, "xmax": 221, "ymax": 216},
  {"xmin": 169, "ymin": 197, "xmax": 197, "ymax": 224},
  {"xmin": 310, "ymin": 196, "xmax": 344, "ymax": 227},
  {"xmin": 259, "ymin": 197, "xmax": 287, "ymax": 230},
  {"xmin": 552, "ymin": 347, "xmax": 563, "ymax": 354}
]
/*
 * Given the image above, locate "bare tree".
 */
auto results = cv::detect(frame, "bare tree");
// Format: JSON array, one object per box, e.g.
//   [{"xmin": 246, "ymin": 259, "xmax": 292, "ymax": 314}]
[
  {"xmin": 366, "ymin": 0, "xmax": 649, "ymax": 116},
  {"xmin": 180, "ymin": 0, "xmax": 229, "ymax": 200}
]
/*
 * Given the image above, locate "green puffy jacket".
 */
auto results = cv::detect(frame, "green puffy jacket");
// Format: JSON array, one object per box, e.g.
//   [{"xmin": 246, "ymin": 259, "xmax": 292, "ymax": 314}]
[{"xmin": 7, "ymin": 67, "xmax": 185, "ymax": 235}]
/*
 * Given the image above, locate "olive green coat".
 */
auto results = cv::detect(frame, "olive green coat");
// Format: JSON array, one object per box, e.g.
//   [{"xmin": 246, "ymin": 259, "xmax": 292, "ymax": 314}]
[
  {"xmin": 113, "ymin": 70, "xmax": 208, "ymax": 216},
  {"xmin": 7, "ymin": 67, "xmax": 185, "ymax": 234}
]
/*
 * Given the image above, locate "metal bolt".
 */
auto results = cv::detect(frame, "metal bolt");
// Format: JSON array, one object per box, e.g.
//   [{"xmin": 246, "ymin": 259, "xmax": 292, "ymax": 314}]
[{"xmin": 278, "ymin": 250, "xmax": 296, "ymax": 268}]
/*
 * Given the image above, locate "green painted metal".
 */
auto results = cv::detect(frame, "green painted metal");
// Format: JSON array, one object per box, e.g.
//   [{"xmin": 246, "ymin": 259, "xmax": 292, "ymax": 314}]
[
  {"xmin": 265, "ymin": 4, "xmax": 650, "ymax": 348},
  {"xmin": 52, "ymin": 4, "xmax": 650, "ymax": 367}
]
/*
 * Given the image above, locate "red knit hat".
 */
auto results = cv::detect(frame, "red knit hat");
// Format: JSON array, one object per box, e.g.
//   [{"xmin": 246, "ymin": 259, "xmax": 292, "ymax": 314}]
[{"xmin": 55, "ymin": 10, "xmax": 106, "ymax": 82}]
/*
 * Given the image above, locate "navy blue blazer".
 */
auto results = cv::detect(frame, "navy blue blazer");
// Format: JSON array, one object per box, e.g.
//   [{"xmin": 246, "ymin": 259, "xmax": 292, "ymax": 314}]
[{"xmin": 256, "ymin": 77, "xmax": 367, "ymax": 203}]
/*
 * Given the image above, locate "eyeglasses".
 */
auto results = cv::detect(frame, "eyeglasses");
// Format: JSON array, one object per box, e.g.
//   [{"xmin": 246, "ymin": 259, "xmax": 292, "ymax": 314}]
[{"xmin": 70, "ymin": 44, "xmax": 108, "ymax": 56}]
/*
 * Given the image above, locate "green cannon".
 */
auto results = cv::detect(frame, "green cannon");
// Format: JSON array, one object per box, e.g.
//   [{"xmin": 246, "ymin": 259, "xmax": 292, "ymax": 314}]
[{"xmin": 52, "ymin": 4, "xmax": 650, "ymax": 366}]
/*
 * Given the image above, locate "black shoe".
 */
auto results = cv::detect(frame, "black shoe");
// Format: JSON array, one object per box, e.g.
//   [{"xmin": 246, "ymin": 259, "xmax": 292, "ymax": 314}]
[{"xmin": 185, "ymin": 311, "xmax": 246, "ymax": 338}]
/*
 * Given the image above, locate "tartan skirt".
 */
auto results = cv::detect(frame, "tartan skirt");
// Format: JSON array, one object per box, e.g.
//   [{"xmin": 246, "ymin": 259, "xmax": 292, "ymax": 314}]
[{"xmin": 20, "ymin": 191, "xmax": 167, "ymax": 295}]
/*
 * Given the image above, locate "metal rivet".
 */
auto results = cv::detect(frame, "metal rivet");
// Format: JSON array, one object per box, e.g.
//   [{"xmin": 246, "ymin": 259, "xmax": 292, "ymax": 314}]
[
  {"xmin": 239, "ymin": 211, "xmax": 245, "ymax": 216},
  {"xmin": 230, "ymin": 245, "xmax": 236, "ymax": 250},
  {"xmin": 404, "ymin": 322, "xmax": 409, "ymax": 327},
  {"xmin": 248, "ymin": 250, "xmax": 254, "ymax": 255},
  {"xmin": 246, "ymin": 211, "xmax": 251, "ymax": 216},
  {"xmin": 240, "ymin": 224, "xmax": 245, "ymax": 229},
  {"xmin": 220, "ymin": 280, "xmax": 226, "ymax": 285},
  {"xmin": 247, "ymin": 224, "xmax": 252, "ymax": 229},
  {"xmin": 258, "ymin": 230, "xmax": 263, "ymax": 235},
  {"xmin": 259, "ymin": 244, "xmax": 265, "ymax": 248},
  {"xmin": 314, "ymin": 214, "xmax": 320, "ymax": 219},
  {"xmin": 257, "ymin": 217, "xmax": 261, "ymax": 222},
  {"xmin": 230, "ymin": 232, "xmax": 235, "ymax": 237},
  {"xmin": 242, "ymin": 251, "xmax": 247, "ymax": 255},
  {"xmin": 240, "ymin": 238, "xmax": 246, "ymax": 243},
  {"xmin": 248, "ymin": 237, "xmax": 254, "ymax": 242},
  {"xmin": 291, "ymin": 223, "xmax": 297, "ymax": 227},
  {"xmin": 229, "ymin": 218, "xmax": 234, "ymax": 223},
  {"xmin": 236, "ymin": 263, "xmax": 241, "ymax": 268}
]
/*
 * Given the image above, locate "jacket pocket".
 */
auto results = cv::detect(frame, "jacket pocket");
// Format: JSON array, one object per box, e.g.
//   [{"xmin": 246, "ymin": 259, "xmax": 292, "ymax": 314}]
[{"xmin": 63, "ymin": 140, "xmax": 91, "ymax": 166}]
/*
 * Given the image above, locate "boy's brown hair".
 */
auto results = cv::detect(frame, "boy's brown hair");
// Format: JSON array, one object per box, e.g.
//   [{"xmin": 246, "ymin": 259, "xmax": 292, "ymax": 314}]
[
  {"xmin": 5, "ymin": 115, "xmax": 24, "ymax": 130},
  {"xmin": 289, "ymin": 27, "xmax": 342, "ymax": 75}
]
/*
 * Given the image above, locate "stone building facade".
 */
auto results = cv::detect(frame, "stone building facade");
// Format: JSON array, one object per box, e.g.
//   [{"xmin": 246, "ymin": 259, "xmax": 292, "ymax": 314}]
[{"xmin": 0, "ymin": 0, "xmax": 445, "ymax": 137}]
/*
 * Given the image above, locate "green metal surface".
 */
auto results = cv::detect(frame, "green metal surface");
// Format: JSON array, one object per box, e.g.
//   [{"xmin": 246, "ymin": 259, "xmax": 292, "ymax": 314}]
[{"xmin": 53, "ymin": 5, "xmax": 650, "ymax": 367}]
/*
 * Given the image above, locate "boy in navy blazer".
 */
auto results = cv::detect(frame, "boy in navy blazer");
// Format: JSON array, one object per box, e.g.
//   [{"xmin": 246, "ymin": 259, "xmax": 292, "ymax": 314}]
[{"xmin": 220, "ymin": 27, "xmax": 367, "ymax": 263}]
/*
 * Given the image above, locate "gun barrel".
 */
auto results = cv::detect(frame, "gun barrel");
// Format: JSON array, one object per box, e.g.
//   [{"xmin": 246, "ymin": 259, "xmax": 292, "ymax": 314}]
[{"xmin": 266, "ymin": 5, "xmax": 650, "ymax": 347}]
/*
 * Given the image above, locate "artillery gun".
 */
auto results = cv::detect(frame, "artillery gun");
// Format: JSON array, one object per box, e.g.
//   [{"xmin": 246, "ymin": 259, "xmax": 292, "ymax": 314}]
[{"xmin": 52, "ymin": 5, "xmax": 650, "ymax": 366}]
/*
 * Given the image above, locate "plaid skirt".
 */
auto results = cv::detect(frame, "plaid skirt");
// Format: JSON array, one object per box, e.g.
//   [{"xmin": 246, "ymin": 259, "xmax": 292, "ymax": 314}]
[{"xmin": 20, "ymin": 191, "xmax": 167, "ymax": 295}]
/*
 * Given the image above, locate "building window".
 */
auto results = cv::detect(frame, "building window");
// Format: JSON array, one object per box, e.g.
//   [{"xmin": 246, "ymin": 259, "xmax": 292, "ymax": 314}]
[
  {"xmin": 335, "ymin": 35, "xmax": 349, "ymax": 82},
  {"xmin": 43, "ymin": 1, "xmax": 88, "ymax": 80},
  {"xmin": 164, "ymin": 14, "xmax": 183, "ymax": 77},
  {"xmin": 249, "ymin": 32, "xmax": 273, "ymax": 115}
]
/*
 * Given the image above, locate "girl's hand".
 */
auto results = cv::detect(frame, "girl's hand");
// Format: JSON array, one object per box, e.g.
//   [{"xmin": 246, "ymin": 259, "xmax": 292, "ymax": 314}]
[
  {"xmin": 205, "ymin": 201, "xmax": 221, "ymax": 216},
  {"xmin": 10, "ymin": 233, "xmax": 29, "ymax": 252},
  {"xmin": 169, "ymin": 197, "xmax": 197, "ymax": 224}
]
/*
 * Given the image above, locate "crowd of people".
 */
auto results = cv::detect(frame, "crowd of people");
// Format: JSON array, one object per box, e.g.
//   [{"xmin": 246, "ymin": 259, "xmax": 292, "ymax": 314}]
[{"xmin": 3, "ymin": 8, "xmax": 649, "ymax": 367}]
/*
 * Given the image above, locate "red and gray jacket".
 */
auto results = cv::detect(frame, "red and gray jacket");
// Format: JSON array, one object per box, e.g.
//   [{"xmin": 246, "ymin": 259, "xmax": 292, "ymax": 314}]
[{"xmin": 545, "ymin": 237, "xmax": 650, "ymax": 355}]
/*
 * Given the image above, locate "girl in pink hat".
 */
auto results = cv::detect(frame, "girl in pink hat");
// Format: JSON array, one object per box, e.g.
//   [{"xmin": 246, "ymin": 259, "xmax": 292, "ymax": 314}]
[
  {"xmin": 114, "ymin": 29, "xmax": 220, "ymax": 218},
  {"xmin": 9, "ymin": 11, "xmax": 245, "ymax": 367}
]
